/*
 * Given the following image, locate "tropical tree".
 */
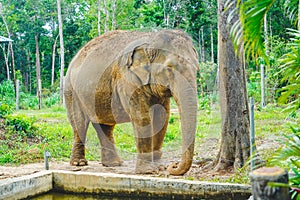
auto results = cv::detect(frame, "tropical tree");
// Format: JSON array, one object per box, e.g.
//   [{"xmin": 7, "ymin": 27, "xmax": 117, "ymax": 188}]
[
  {"xmin": 57, "ymin": 0, "xmax": 65, "ymax": 104},
  {"xmin": 215, "ymin": 0, "xmax": 250, "ymax": 171}
]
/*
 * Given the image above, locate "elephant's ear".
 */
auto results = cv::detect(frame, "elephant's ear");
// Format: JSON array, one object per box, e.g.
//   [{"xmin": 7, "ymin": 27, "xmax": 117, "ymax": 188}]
[{"xmin": 120, "ymin": 38, "xmax": 149, "ymax": 68}]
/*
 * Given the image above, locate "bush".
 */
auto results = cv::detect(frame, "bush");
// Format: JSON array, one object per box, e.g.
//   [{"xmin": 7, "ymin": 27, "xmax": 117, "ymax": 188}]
[
  {"xmin": 45, "ymin": 92, "xmax": 60, "ymax": 107},
  {"xmin": 19, "ymin": 92, "xmax": 39, "ymax": 109},
  {"xmin": 0, "ymin": 80, "xmax": 15, "ymax": 106},
  {"xmin": 0, "ymin": 103, "xmax": 13, "ymax": 118},
  {"xmin": 5, "ymin": 114, "xmax": 37, "ymax": 138}
]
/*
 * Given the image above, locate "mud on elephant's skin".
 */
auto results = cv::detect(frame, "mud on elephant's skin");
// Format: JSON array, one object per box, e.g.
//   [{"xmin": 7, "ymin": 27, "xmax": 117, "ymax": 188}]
[{"xmin": 64, "ymin": 29, "xmax": 198, "ymax": 175}]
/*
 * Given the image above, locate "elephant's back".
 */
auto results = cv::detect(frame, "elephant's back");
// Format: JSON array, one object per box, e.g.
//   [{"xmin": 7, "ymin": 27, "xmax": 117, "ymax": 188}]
[{"xmin": 68, "ymin": 30, "xmax": 149, "ymax": 71}]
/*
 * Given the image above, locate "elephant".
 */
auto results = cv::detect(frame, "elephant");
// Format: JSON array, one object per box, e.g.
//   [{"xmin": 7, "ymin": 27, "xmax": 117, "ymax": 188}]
[{"xmin": 64, "ymin": 29, "xmax": 198, "ymax": 175}]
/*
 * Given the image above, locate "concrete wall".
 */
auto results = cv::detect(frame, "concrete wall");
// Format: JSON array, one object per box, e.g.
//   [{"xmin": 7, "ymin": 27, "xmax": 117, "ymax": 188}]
[
  {"xmin": 0, "ymin": 170, "xmax": 252, "ymax": 199},
  {"xmin": 53, "ymin": 171, "xmax": 251, "ymax": 199},
  {"xmin": 0, "ymin": 171, "xmax": 52, "ymax": 200}
]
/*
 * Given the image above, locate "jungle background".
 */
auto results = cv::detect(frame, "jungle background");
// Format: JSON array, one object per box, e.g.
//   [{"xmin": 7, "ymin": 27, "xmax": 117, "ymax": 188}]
[{"xmin": 0, "ymin": 0, "xmax": 299, "ymax": 194}]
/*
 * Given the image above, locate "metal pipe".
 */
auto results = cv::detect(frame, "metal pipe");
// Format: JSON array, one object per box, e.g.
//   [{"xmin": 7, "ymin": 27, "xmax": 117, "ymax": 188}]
[
  {"xmin": 250, "ymin": 97, "xmax": 256, "ymax": 170},
  {"xmin": 44, "ymin": 151, "xmax": 51, "ymax": 170}
]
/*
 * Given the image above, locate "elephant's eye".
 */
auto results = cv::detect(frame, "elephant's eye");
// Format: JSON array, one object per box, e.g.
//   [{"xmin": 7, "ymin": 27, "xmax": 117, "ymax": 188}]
[
  {"xmin": 164, "ymin": 58, "xmax": 176, "ymax": 69},
  {"xmin": 166, "ymin": 64, "xmax": 174, "ymax": 69}
]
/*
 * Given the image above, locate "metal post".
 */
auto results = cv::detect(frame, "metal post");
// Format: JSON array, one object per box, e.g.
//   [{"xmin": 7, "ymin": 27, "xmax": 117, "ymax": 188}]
[
  {"xmin": 44, "ymin": 151, "xmax": 51, "ymax": 170},
  {"xmin": 250, "ymin": 97, "xmax": 256, "ymax": 170}
]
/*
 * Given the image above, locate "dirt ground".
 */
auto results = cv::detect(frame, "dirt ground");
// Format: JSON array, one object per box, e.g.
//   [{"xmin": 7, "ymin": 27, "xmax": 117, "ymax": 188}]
[{"xmin": 0, "ymin": 135, "xmax": 280, "ymax": 182}]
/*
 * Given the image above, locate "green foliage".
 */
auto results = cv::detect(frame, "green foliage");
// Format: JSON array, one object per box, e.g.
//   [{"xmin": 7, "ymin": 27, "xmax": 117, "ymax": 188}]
[
  {"xmin": 19, "ymin": 93, "xmax": 39, "ymax": 110},
  {"xmin": 271, "ymin": 125, "xmax": 300, "ymax": 199},
  {"xmin": 0, "ymin": 103, "xmax": 14, "ymax": 118},
  {"xmin": 197, "ymin": 62, "xmax": 218, "ymax": 112},
  {"xmin": 0, "ymin": 80, "xmax": 15, "ymax": 106},
  {"xmin": 165, "ymin": 114, "xmax": 180, "ymax": 143},
  {"xmin": 198, "ymin": 62, "xmax": 218, "ymax": 94},
  {"xmin": 247, "ymin": 71, "xmax": 261, "ymax": 103},
  {"xmin": 277, "ymin": 29, "xmax": 300, "ymax": 111},
  {"xmin": 5, "ymin": 114, "xmax": 37, "ymax": 138},
  {"xmin": 234, "ymin": 0, "xmax": 299, "ymax": 110},
  {"xmin": 44, "ymin": 92, "xmax": 60, "ymax": 108},
  {"xmin": 232, "ymin": 0, "xmax": 275, "ymax": 61}
]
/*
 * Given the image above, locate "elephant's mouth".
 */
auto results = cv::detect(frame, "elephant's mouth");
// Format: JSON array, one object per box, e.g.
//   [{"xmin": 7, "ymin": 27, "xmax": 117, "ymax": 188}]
[{"xmin": 149, "ymin": 84, "xmax": 172, "ymax": 98}]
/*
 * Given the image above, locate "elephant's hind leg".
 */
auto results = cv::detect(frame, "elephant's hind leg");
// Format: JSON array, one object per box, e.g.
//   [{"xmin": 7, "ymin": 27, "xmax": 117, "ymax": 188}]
[
  {"xmin": 65, "ymin": 92, "xmax": 89, "ymax": 166},
  {"xmin": 92, "ymin": 123, "xmax": 123, "ymax": 167}
]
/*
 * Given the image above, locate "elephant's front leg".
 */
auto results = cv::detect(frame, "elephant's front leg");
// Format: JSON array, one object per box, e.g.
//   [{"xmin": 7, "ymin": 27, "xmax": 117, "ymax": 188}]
[
  {"xmin": 133, "ymin": 119, "xmax": 159, "ymax": 174},
  {"xmin": 130, "ymin": 100, "xmax": 164, "ymax": 174},
  {"xmin": 92, "ymin": 123, "xmax": 123, "ymax": 167},
  {"xmin": 151, "ymin": 99, "xmax": 170, "ymax": 161}
]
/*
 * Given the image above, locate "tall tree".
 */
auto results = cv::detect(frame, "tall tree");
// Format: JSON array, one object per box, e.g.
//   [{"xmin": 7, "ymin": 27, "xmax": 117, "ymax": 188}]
[
  {"xmin": 103, "ymin": 0, "xmax": 109, "ymax": 32},
  {"xmin": 211, "ymin": 25, "xmax": 214, "ymax": 63},
  {"xmin": 0, "ymin": 2, "xmax": 16, "ymax": 87},
  {"xmin": 35, "ymin": 34, "xmax": 42, "ymax": 109},
  {"xmin": 112, "ymin": 0, "xmax": 117, "ymax": 30},
  {"xmin": 215, "ymin": 0, "xmax": 250, "ymax": 170},
  {"xmin": 97, "ymin": 0, "xmax": 101, "ymax": 36},
  {"xmin": 57, "ymin": 0, "xmax": 65, "ymax": 104},
  {"xmin": 51, "ymin": 35, "xmax": 59, "ymax": 86}
]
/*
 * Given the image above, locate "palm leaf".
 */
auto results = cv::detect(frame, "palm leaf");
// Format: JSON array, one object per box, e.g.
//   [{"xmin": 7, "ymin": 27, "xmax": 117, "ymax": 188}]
[
  {"xmin": 281, "ymin": 0, "xmax": 298, "ymax": 26},
  {"xmin": 277, "ymin": 29, "xmax": 300, "ymax": 109},
  {"xmin": 271, "ymin": 128, "xmax": 300, "ymax": 163},
  {"xmin": 230, "ymin": 0, "xmax": 275, "ymax": 61}
]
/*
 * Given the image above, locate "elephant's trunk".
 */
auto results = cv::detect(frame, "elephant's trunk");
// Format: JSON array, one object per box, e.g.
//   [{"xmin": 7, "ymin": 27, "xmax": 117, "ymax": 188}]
[{"xmin": 167, "ymin": 70, "xmax": 197, "ymax": 175}]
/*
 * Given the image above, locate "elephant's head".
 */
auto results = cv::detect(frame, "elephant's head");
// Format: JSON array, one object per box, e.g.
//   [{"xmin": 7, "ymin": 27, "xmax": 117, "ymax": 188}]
[{"xmin": 117, "ymin": 30, "xmax": 198, "ymax": 175}]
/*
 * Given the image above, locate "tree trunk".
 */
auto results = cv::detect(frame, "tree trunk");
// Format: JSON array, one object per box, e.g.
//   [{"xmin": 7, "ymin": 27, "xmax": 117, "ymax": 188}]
[
  {"xmin": 0, "ymin": 44, "xmax": 10, "ymax": 80},
  {"xmin": 97, "ymin": 0, "xmax": 101, "ymax": 36},
  {"xmin": 250, "ymin": 167, "xmax": 290, "ymax": 200},
  {"xmin": 163, "ymin": 0, "xmax": 167, "ymax": 27},
  {"xmin": 24, "ymin": 50, "xmax": 30, "ymax": 92},
  {"xmin": 210, "ymin": 25, "xmax": 214, "ymax": 63},
  {"xmin": 103, "ymin": 0, "xmax": 109, "ymax": 32},
  {"xmin": 111, "ymin": 0, "xmax": 117, "ymax": 30},
  {"xmin": 35, "ymin": 34, "xmax": 42, "ymax": 110},
  {"xmin": 198, "ymin": 29, "xmax": 201, "ymax": 62},
  {"xmin": 215, "ymin": 0, "xmax": 250, "ymax": 171},
  {"xmin": 260, "ymin": 14, "xmax": 268, "ymax": 108},
  {"xmin": 51, "ymin": 35, "xmax": 59, "ymax": 87},
  {"xmin": 201, "ymin": 26, "xmax": 205, "ymax": 63},
  {"xmin": 57, "ymin": 0, "xmax": 65, "ymax": 104},
  {"xmin": 260, "ymin": 63, "xmax": 265, "ymax": 108},
  {"xmin": 9, "ymin": 42, "xmax": 16, "ymax": 90}
]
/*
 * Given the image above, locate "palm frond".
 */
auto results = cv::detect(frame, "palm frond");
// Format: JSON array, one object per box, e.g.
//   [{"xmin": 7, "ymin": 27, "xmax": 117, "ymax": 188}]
[
  {"xmin": 282, "ymin": 0, "xmax": 298, "ymax": 27},
  {"xmin": 230, "ymin": 0, "xmax": 275, "ymax": 61},
  {"xmin": 277, "ymin": 29, "xmax": 300, "ymax": 109}
]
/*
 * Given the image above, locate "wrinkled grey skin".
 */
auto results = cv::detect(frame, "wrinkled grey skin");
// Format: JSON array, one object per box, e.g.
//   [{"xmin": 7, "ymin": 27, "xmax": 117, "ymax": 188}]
[{"xmin": 64, "ymin": 30, "xmax": 198, "ymax": 175}]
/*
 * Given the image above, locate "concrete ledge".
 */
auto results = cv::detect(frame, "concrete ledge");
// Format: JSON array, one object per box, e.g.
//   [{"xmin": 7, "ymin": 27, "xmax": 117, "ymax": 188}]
[
  {"xmin": 53, "ymin": 170, "xmax": 251, "ymax": 199},
  {"xmin": 0, "ymin": 171, "xmax": 52, "ymax": 200},
  {"xmin": 0, "ymin": 170, "xmax": 252, "ymax": 199}
]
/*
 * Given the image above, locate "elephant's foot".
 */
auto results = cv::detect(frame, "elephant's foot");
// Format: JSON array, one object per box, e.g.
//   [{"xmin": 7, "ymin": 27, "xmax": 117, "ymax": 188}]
[
  {"xmin": 153, "ymin": 150, "xmax": 162, "ymax": 160},
  {"xmin": 135, "ymin": 153, "xmax": 165, "ymax": 174},
  {"xmin": 102, "ymin": 156, "xmax": 123, "ymax": 167},
  {"xmin": 101, "ymin": 148, "xmax": 123, "ymax": 167},
  {"xmin": 135, "ymin": 159, "xmax": 159, "ymax": 174},
  {"xmin": 70, "ymin": 157, "xmax": 88, "ymax": 166},
  {"xmin": 70, "ymin": 142, "xmax": 87, "ymax": 166}
]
